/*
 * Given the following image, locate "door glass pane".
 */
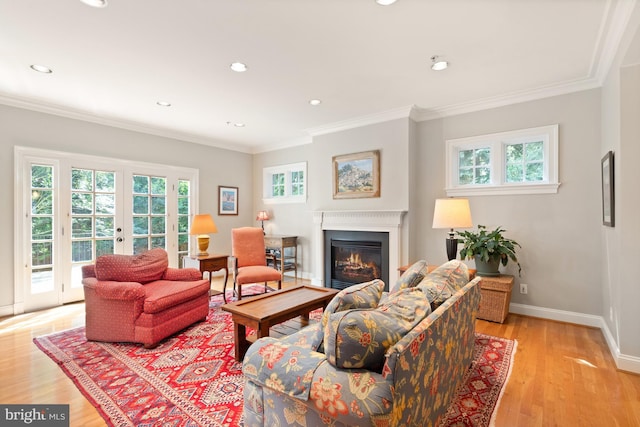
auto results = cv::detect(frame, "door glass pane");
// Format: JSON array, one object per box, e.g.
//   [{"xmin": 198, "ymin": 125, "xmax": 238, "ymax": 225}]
[
  {"xmin": 177, "ymin": 180, "xmax": 190, "ymax": 266},
  {"xmin": 31, "ymin": 164, "xmax": 54, "ymax": 294},
  {"xmin": 70, "ymin": 168, "xmax": 116, "ymax": 287},
  {"xmin": 132, "ymin": 175, "xmax": 166, "ymax": 254}
]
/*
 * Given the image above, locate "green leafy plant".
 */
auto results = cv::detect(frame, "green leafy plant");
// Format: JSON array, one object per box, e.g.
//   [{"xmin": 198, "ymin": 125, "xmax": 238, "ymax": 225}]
[{"xmin": 458, "ymin": 225, "xmax": 521, "ymax": 276}]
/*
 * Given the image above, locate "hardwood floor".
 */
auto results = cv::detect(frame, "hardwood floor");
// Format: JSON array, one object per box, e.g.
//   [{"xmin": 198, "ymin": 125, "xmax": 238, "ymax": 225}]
[{"xmin": 1, "ymin": 277, "xmax": 639, "ymax": 426}]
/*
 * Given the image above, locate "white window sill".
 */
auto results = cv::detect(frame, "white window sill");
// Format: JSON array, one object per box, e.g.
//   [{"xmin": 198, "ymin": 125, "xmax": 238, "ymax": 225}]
[
  {"xmin": 445, "ymin": 182, "xmax": 561, "ymax": 197},
  {"xmin": 263, "ymin": 196, "xmax": 307, "ymax": 205}
]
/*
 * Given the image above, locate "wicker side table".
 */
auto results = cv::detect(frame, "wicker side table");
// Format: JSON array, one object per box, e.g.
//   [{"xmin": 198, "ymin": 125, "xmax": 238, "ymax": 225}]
[{"xmin": 477, "ymin": 274, "xmax": 514, "ymax": 323}]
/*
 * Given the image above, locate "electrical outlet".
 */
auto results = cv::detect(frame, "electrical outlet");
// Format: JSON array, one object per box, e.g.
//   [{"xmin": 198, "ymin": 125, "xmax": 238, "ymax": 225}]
[{"xmin": 520, "ymin": 283, "xmax": 528, "ymax": 294}]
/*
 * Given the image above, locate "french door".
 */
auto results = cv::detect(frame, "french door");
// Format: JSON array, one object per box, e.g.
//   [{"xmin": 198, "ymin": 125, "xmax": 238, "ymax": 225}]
[{"xmin": 15, "ymin": 147, "xmax": 198, "ymax": 313}]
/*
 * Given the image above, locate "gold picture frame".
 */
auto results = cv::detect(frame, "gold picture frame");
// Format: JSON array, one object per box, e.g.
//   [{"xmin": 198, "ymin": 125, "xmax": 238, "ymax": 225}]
[{"xmin": 332, "ymin": 150, "xmax": 380, "ymax": 199}]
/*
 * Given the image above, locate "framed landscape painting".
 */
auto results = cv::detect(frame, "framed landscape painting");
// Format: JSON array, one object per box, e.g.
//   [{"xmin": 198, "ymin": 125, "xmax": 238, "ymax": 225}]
[
  {"xmin": 601, "ymin": 151, "xmax": 614, "ymax": 227},
  {"xmin": 218, "ymin": 185, "xmax": 238, "ymax": 215},
  {"xmin": 332, "ymin": 150, "xmax": 380, "ymax": 199}
]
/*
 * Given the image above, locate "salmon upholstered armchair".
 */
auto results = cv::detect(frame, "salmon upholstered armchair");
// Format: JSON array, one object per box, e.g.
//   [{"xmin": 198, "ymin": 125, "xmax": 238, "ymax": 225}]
[
  {"xmin": 81, "ymin": 248, "xmax": 211, "ymax": 348},
  {"xmin": 230, "ymin": 227, "xmax": 282, "ymax": 300}
]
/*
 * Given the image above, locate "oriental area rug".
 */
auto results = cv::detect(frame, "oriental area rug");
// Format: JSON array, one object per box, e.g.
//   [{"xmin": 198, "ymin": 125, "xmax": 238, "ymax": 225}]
[{"xmin": 34, "ymin": 289, "xmax": 517, "ymax": 427}]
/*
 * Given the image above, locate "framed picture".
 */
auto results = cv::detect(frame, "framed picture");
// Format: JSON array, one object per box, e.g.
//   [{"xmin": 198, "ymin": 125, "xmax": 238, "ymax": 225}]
[
  {"xmin": 332, "ymin": 150, "xmax": 380, "ymax": 199},
  {"xmin": 601, "ymin": 151, "xmax": 614, "ymax": 227},
  {"xmin": 218, "ymin": 185, "xmax": 238, "ymax": 215}
]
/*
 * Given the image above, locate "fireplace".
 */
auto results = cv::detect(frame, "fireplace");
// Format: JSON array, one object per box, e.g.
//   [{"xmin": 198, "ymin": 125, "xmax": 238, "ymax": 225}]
[{"xmin": 325, "ymin": 230, "xmax": 389, "ymax": 291}]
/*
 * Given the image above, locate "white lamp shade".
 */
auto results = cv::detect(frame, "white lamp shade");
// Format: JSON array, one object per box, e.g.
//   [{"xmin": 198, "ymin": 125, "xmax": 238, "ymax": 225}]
[{"xmin": 432, "ymin": 198, "xmax": 473, "ymax": 229}]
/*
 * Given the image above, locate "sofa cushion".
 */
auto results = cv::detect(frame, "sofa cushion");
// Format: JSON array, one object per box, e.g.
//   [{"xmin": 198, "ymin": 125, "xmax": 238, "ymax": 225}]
[
  {"xmin": 321, "ymin": 279, "xmax": 385, "ymax": 328},
  {"xmin": 389, "ymin": 260, "xmax": 428, "ymax": 293},
  {"xmin": 142, "ymin": 279, "xmax": 211, "ymax": 314},
  {"xmin": 416, "ymin": 260, "xmax": 469, "ymax": 310},
  {"xmin": 324, "ymin": 287, "xmax": 431, "ymax": 372},
  {"xmin": 95, "ymin": 248, "xmax": 168, "ymax": 283}
]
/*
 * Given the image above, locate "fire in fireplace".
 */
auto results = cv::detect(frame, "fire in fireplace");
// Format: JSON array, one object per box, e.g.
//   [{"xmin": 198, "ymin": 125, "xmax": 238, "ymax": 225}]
[{"xmin": 324, "ymin": 230, "xmax": 389, "ymax": 291}]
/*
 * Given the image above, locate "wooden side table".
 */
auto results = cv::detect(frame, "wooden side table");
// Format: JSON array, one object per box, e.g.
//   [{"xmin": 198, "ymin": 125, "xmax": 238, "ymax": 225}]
[
  {"xmin": 476, "ymin": 274, "xmax": 514, "ymax": 323},
  {"xmin": 183, "ymin": 254, "xmax": 229, "ymax": 303},
  {"xmin": 264, "ymin": 235, "xmax": 298, "ymax": 280}
]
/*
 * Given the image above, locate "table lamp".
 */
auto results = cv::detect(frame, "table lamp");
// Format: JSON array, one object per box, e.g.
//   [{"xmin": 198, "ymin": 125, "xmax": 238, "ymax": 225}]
[
  {"xmin": 190, "ymin": 214, "xmax": 218, "ymax": 256},
  {"xmin": 432, "ymin": 198, "xmax": 473, "ymax": 261},
  {"xmin": 256, "ymin": 210, "xmax": 270, "ymax": 234}
]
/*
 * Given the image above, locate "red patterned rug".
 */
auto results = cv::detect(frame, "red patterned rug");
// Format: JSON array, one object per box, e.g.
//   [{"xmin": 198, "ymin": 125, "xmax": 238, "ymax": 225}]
[{"xmin": 34, "ymin": 291, "xmax": 516, "ymax": 427}]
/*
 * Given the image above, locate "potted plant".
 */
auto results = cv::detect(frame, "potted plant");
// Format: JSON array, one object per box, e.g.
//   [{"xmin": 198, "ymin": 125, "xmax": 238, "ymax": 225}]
[{"xmin": 458, "ymin": 225, "xmax": 521, "ymax": 277}]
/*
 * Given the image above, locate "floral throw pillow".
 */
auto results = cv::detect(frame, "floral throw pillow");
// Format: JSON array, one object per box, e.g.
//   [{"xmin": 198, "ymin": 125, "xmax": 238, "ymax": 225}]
[
  {"xmin": 321, "ymin": 279, "xmax": 385, "ymax": 328},
  {"xmin": 324, "ymin": 287, "xmax": 431, "ymax": 372},
  {"xmin": 389, "ymin": 259, "xmax": 428, "ymax": 293},
  {"xmin": 417, "ymin": 260, "xmax": 469, "ymax": 310}
]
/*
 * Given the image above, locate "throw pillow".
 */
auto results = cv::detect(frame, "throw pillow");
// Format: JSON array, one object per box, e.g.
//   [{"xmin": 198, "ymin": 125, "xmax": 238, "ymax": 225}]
[
  {"xmin": 417, "ymin": 260, "xmax": 469, "ymax": 310},
  {"xmin": 321, "ymin": 279, "xmax": 385, "ymax": 328},
  {"xmin": 95, "ymin": 248, "xmax": 168, "ymax": 283},
  {"xmin": 324, "ymin": 287, "xmax": 431, "ymax": 372},
  {"xmin": 389, "ymin": 259, "xmax": 428, "ymax": 293}
]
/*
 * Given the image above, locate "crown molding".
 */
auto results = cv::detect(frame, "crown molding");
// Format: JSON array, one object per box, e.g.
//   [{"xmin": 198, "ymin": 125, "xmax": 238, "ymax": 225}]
[
  {"xmin": 412, "ymin": 77, "xmax": 602, "ymax": 122},
  {"xmin": 251, "ymin": 135, "xmax": 313, "ymax": 154},
  {"xmin": 0, "ymin": 93, "xmax": 254, "ymax": 154},
  {"xmin": 305, "ymin": 105, "xmax": 415, "ymax": 137}
]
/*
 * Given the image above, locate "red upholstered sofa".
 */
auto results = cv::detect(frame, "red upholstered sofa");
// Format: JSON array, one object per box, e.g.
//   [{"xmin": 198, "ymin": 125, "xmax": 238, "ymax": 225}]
[{"xmin": 81, "ymin": 248, "xmax": 211, "ymax": 348}]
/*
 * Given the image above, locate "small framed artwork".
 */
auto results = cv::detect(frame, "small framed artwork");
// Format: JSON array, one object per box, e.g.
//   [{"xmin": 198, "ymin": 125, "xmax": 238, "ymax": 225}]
[
  {"xmin": 218, "ymin": 185, "xmax": 238, "ymax": 216},
  {"xmin": 332, "ymin": 150, "xmax": 380, "ymax": 199},
  {"xmin": 601, "ymin": 151, "xmax": 614, "ymax": 227}
]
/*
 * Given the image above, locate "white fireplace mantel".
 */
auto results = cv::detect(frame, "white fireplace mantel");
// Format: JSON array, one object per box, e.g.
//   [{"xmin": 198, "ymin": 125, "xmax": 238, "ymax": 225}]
[{"xmin": 312, "ymin": 210, "xmax": 407, "ymax": 286}]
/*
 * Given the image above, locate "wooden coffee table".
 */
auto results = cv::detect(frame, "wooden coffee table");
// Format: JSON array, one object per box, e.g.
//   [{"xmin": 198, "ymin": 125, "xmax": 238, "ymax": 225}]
[{"xmin": 221, "ymin": 285, "xmax": 339, "ymax": 361}]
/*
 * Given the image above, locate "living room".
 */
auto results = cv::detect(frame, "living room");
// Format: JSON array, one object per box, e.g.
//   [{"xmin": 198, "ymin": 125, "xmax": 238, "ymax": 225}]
[{"xmin": 1, "ymin": 0, "xmax": 639, "ymax": 425}]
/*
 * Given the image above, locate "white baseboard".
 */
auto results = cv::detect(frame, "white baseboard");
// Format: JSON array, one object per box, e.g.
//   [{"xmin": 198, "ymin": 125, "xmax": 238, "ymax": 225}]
[
  {"xmin": 510, "ymin": 302, "xmax": 640, "ymax": 374},
  {"xmin": 0, "ymin": 304, "xmax": 14, "ymax": 317}
]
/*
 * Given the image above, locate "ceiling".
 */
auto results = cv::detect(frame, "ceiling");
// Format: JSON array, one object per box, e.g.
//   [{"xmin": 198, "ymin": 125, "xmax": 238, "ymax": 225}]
[{"xmin": 0, "ymin": 0, "xmax": 633, "ymax": 153}]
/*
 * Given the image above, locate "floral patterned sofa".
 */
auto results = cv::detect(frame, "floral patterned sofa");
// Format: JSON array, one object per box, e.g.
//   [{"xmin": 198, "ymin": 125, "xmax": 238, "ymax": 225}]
[
  {"xmin": 81, "ymin": 248, "xmax": 211, "ymax": 348},
  {"xmin": 242, "ymin": 260, "xmax": 482, "ymax": 427}
]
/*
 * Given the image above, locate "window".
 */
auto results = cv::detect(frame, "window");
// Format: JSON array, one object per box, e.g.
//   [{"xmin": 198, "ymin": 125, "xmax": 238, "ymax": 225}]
[
  {"xmin": 445, "ymin": 124, "xmax": 559, "ymax": 196},
  {"xmin": 263, "ymin": 162, "xmax": 307, "ymax": 204}
]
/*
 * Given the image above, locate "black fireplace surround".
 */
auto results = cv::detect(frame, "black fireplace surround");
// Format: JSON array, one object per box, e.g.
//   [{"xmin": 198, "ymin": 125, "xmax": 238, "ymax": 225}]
[{"xmin": 324, "ymin": 230, "xmax": 389, "ymax": 291}]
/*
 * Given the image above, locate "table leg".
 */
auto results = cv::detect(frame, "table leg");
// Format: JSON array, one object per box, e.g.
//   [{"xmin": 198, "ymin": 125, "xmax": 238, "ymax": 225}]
[
  {"xmin": 234, "ymin": 322, "xmax": 249, "ymax": 362},
  {"xmin": 222, "ymin": 267, "xmax": 228, "ymax": 303},
  {"xmin": 257, "ymin": 322, "xmax": 270, "ymax": 339}
]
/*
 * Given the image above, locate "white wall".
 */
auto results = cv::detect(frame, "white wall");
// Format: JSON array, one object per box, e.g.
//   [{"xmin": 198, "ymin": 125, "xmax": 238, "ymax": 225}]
[
  {"xmin": 600, "ymin": 3, "xmax": 640, "ymax": 369},
  {"xmin": 0, "ymin": 104, "xmax": 253, "ymax": 310},
  {"xmin": 415, "ymin": 90, "xmax": 603, "ymax": 315},
  {"xmin": 252, "ymin": 118, "xmax": 411, "ymax": 280}
]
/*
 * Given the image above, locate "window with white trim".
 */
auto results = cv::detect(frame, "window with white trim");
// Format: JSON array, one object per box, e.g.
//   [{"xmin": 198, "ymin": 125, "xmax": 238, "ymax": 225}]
[
  {"xmin": 263, "ymin": 162, "xmax": 307, "ymax": 204},
  {"xmin": 445, "ymin": 124, "xmax": 560, "ymax": 196}
]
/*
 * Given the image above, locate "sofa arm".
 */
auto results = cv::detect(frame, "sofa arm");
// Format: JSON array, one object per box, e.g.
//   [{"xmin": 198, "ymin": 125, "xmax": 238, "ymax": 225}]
[
  {"xmin": 243, "ymin": 337, "xmax": 326, "ymax": 400},
  {"xmin": 82, "ymin": 277, "xmax": 146, "ymax": 301},
  {"xmin": 162, "ymin": 267, "xmax": 203, "ymax": 281}
]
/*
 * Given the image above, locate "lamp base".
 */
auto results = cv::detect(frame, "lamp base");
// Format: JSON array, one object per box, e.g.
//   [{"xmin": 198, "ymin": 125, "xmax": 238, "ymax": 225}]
[
  {"xmin": 445, "ymin": 237, "xmax": 458, "ymax": 261},
  {"xmin": 197, "ymin": 235, "xmax": 210, "ymax": 256}
]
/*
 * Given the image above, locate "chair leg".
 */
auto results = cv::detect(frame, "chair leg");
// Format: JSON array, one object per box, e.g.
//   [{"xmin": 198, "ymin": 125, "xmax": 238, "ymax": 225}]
[{"xmin": 234, "ymin": 279, "xmax": 242, "ymax": 300}]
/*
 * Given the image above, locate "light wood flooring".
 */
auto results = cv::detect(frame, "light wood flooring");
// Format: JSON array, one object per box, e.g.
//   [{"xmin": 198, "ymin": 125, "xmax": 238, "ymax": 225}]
[{"xmin": 1, "ymin": 276, "xmax": 639, "ymax": 426}]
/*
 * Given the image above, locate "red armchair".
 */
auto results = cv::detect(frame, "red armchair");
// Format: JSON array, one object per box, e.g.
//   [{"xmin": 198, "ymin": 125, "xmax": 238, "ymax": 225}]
[
  {"xmin": 81, "ymin": 248, "xmax": 211, "ymax": 348},
  {"xmin": 230, "ymin": 227, "xmax": 282, "ymax": 300}
]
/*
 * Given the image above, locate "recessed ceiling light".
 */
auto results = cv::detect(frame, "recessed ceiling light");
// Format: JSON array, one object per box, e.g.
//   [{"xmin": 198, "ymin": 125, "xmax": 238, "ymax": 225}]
[
  {"xmin": 431, "ymin": 55, "xmax": 448, "ymax": 71},
  {"xmin": 234, "ymin": 123, "xmax": 245, "ymax": 127},
  {"xmin": 80, "ymin": 0, "xmax": 108, "ymax": 8},
  {"xmin": 230, "ymin": 62, "xmax": 248, "ymax": 72},
  {"xmin": 156, "ymin": 101, "xmax": 171, "ymax": 107},
  {"xmin": 376, "ymin": 0, "xmax": 397, "ymax": 5},
  {"xmin": 309, "ymin": 99, "xmax": 322, "ymax": 106},
  {"xmin": 30, "ymin": 64, "xmax": 52, "ymax": 74}
]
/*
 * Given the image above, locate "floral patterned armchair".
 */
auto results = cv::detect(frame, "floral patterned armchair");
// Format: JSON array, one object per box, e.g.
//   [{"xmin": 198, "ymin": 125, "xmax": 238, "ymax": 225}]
[{"xmin": 242, "ymin": 260, "xmax": 482, "ymax": 427}]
